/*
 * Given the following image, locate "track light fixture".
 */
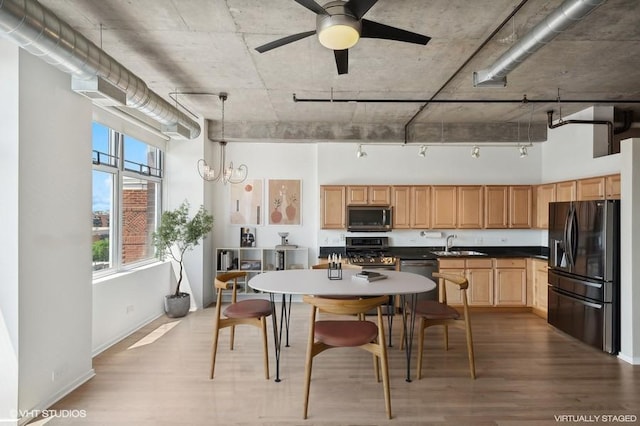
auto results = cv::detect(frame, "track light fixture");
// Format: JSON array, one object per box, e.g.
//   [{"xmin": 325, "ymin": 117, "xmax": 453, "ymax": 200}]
[
  {"xmin": 519, "ymin": 145, "xmax": 528, "ymax": 158},
  {"xmin": 418, "ymin": 145, "xmax": 427, "ymax": 157},
  {"xmin": 356, "ymin": 144, "xmax": 367, "ymax": 158},
  {"xmin": 471, "ymin": 146, "xmax": 480, "ymax": 158}
]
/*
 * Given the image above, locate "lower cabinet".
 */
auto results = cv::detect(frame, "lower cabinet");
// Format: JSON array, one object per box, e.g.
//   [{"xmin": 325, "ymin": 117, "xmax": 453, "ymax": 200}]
[
  {"xmin": 438, "ymin": 257, "xmax": 528, "ymax": 307},
  {"xmin": 530, "ymin": 258, "xmax": 549, "ymax": 318}
]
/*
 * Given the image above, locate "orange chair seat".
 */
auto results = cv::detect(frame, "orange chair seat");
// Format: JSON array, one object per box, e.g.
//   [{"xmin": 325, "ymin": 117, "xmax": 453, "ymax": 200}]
[
  {"xmin": 414, "ymin": 300, "xmax": 460, "ymax": 320},
  {"xmin": 223, "ymin": 299, "xmax": 272, "ymax": 319},
  {"xmin": 314, "ymin": 320, "xmax": 378, "ymax": 347}
]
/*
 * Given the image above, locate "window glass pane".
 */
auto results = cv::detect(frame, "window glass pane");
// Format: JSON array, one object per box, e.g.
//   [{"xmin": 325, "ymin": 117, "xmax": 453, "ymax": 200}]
[
  {"xmin": 122, "ymin": 176, "xmax": 159, "ymax": 265},
  {"xmin": 92, "ymin": 170, "xmax": 114, "ymax": 271},
  {"xmin": 92, "ymin": 122, "xmax": 116, "ymax": 166},
  {"xmin": 124, "ymin": 135, "xmax": 161, "ymax": 177}
]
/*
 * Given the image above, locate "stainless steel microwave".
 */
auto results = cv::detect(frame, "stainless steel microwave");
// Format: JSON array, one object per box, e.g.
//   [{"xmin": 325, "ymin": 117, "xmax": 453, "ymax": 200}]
[{"xmin": 347, "ymin": 206, "xmax": 392, "ymax": 232}]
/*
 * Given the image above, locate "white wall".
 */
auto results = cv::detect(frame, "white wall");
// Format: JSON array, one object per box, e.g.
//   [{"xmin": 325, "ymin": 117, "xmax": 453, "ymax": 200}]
[
  {"xmin": 211, "ymin": 143, "xmax": 319, "ymax": 262},
  {"xmin": 0, "ymin": 39, "xmax": 20, "ymax": 426},
  {"xmin": 619, "ymin": 138, "xmax": 640, "ymax": 363},
  {"xmin": 542, "ymin": 107, "xmax": 621, "ymax": 181},
  {"xmin": 92, "ymin": 263, "xmax": 170, "ymax": 355},
  {"xmin": 17, "ymin": 51, "xmax": 94, "ymax": 417}
]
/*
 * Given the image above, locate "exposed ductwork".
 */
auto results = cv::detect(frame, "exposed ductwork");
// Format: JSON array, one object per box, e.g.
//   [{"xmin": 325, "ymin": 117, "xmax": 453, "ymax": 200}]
[
  {"xmin": 474, "ymin": 0, "xmax": 607, "ymax": 87},
  {"xmin": 0, "ymin": 0, "xmax": 200, "ymax": 139}
]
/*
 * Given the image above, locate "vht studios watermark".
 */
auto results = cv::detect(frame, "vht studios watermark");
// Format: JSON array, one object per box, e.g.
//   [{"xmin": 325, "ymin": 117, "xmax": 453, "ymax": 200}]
[
  {"xmin": 555, "ymin": 414, "xmax": 638, "ymax": 423},
  {"xmin": 7, "ymin": 408, "xmax": 87, "ymax": 420}
]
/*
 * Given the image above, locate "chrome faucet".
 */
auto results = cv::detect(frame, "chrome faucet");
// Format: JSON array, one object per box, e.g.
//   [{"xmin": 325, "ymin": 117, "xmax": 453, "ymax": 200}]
[{"xmin": 445, "ymin": 234, "xmax": 456, "ymax": 252}]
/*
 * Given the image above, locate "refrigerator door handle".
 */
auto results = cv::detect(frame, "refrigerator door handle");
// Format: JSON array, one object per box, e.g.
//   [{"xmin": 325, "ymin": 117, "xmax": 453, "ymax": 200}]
[
  {"xmin": 562, "ymin": 205, "xmax": 572, "ymax": 267},
  {"xmin": 566, "ymin": 204, "xmax": 577, "ymax": 267}
]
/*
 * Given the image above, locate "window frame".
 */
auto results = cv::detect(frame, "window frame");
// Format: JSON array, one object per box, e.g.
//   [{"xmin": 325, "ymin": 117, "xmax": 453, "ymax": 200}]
[{"xmin": 92, "ymin": 122, "xmax": 164, "ymax": 278}]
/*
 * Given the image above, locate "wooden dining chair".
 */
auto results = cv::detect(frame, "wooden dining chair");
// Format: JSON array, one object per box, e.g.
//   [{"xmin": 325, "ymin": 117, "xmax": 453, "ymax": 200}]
[
  {"xmin": 411, "ymin": 272, "xmax": 476, "ymax": 379},
  {"xmin": 310, "ymin": 262, "xmax": 362, "ymax": 270},
  {"xmin": 210, "ymin": 271, "xmax": 272, "ymax": 380},
  {"xmin": 302, "ymin": 294, "xmax": 392, "ymax": 420}
]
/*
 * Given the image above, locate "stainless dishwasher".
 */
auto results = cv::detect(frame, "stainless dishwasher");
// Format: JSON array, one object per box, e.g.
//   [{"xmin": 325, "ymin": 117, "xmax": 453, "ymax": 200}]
[{"xmin": 400, "ymin": 259, "xmax": 438, "ymax": 301}]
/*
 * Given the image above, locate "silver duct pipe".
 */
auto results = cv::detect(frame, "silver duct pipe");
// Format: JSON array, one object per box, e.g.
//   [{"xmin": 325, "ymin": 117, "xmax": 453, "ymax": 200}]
[
  {"xmin": 0, "ymin": 0, "xmax": 200, "ymax": 139},
  {"xmin": 474, "ymin": 0, "xmax": 607, "ymax": 87}
]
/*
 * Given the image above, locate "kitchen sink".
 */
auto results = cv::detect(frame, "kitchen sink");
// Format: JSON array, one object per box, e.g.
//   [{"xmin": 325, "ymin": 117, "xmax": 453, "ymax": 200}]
[{"xmin": 431, "ymin": 250, "xmax": 487, "ymax": 257}]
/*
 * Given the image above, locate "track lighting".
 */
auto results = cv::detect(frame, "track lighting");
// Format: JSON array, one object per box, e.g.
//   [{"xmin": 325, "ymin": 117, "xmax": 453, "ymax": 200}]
[
  {"xmin": 471, "ymin": 146, "xmax": 480, "ymax": 158},
  {"xmin": 418, "ymin": 145, "xmax": 427, "ymax": 157},
  {"xmin": 356, "ymin": 144, "xmax": 367, "ymax": 158},
  {"xmin": 519, "ymin": 146, "xmax": 528, "ymax": 158}
]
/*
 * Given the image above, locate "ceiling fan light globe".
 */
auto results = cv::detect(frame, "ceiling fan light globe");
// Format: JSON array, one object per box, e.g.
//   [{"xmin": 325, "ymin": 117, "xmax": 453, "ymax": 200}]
[{"xmin": 319, "ymin": 25, "xmax": 360, "ymax": 49}]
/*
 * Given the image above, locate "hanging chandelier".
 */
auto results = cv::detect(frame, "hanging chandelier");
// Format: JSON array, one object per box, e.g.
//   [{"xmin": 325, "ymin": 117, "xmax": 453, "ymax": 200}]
[{"xmin": 197, "ymin": 93, "xmax": 248, "ymax": 184}]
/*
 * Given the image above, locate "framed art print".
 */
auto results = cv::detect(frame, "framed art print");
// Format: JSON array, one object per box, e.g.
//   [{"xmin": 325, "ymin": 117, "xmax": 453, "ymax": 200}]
[
  {"xmin": 229, "ymin": 179, "xmax": 263, "ymax": 225},
  {"xmin": 268, "ymin": 179, "xmax": 301, "ymax": 225}
]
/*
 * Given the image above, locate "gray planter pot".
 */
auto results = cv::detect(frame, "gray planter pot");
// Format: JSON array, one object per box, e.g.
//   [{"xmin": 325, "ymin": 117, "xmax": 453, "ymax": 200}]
[{"xmin": 164, "ymin": 292, "xmax": 190, "ymax": 318}]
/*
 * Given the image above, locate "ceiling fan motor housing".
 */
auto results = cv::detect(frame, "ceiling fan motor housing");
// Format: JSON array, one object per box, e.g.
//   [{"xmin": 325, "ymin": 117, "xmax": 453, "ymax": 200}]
[{"xmin": 317, "ymin": 1, "xmax": 362, "ymax": 49}]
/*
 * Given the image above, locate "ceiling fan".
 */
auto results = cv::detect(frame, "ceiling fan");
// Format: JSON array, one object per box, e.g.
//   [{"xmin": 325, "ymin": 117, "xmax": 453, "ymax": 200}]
[{"xmin": 255, "ymin": 0, "xmax": 431, "ymax": 75}]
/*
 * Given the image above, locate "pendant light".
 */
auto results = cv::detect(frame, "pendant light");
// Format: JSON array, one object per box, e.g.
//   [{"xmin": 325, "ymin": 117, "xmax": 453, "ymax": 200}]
[{"xmin": 197, "ymin": 93, "xmax": 248, "ymax": 184}]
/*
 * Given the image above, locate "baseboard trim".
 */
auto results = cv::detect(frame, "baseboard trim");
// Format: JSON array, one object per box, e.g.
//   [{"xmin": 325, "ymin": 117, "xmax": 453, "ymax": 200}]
[
  {"xmin": 92, "ymin": 312, "xmax": 164, "ymax": 357},
  {"xmin": 617, "ymin": 352, "xmax": 640, "ymax": 365}
]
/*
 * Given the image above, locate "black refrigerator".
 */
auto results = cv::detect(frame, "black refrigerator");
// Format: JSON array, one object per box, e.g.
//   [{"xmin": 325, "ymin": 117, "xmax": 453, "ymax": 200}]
[{"xmin": 547, "ymin": 200, "xmax": 620, "ymax": 354}]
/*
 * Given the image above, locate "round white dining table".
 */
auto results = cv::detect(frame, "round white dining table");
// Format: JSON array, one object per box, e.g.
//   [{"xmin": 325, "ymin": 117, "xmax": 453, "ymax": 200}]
[{"xmin": 249, "ymin": 268, "xmax": 436, "ymax": 382}]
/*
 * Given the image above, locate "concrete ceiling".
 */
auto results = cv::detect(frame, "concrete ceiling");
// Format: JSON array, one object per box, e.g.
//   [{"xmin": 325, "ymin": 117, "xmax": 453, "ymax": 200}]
[{"xmin": 39, "ymin": 0, "xmax": 640, "ymax": 143}]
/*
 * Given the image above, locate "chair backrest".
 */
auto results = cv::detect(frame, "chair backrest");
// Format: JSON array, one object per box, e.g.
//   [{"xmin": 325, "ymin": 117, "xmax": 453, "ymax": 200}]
[
  {"xmin": 311, "ymin": 262, "xmax": 362, "ymax": 270},
  {"xmin": 215, "ymin": 271, "xmax": 247, "ymax": 306},
  {"xmin": 302, "ymin": 294, "xmax": 389, "ymax": 315},
  {"xmin": 431, "ymin": 272, "xmax": 470, "ymax": 314}
]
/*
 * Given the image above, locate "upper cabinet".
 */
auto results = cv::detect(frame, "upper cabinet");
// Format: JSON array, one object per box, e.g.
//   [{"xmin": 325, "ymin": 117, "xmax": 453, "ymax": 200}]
[
  {"xmin": 391, "ymin": 186, "xmax": 411, "ymax": 229},
  {"xmin": 555, "ymin": 180, "xmax": 577, "ymax": 202},
  {"xmin": 431, "ymin": 186, "xmax": 457, "ymax": 229},
  {"xmin": 534, "ymin": 183, "xmax": 556, "ymax": 229},
  {"xmin": 484, "ymin": 186, "xmax": 509, "ymax": 229},
  {"xmin": 320, "ymin": 186, "xmax": 346, "ymax": 229},
  {"xmin": 577, "ymin": 176, "xmax": 606, "ymax": 200},
  {"xmin": 457, "ymin": 186, "xmax": 484, "ymax": 229},
  {"xmin": 411, "ymin": 186, "xmax": 431, "ymax": 229},
  {"xmin": 347, "ymin": 185, "xmax": 391, "ymax": 205},
  {"xmin": 606, "ymin": 174, "xmax": 621, "ymax": 199},
  {"xmin": 484, "ymin": 186, "xmax": 532, "ymax": 229},
  {"xmin": 509, "ymin": 186, "xmax": 533, "ymax": 228}
]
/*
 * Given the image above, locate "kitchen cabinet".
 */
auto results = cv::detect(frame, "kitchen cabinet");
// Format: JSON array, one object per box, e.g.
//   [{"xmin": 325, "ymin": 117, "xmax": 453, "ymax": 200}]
[
  {"xmin": 411, "ymin": 186, "xmax": 431, "ymax": 228},
  {"xmin": 431, "ymin": 186, "xmax": 457, "ymax": 229},
  {"xmin": 438, "ymin": 258, "xmax": 493, "ymax": 307},
  {"xmin": 494, "ymin": 258, "xmax": 527, "ymax": 306},
  {"xmin": 484, "ymin": 186, "xmax": 509, "ymax": 228},
  {"xmin": 509, "ymin": 186, "xmax": 533, "ymax": 228},
  {"xmin": 606, "ymin": 174, "xmax": 621, "ymax": 199},
  {"xmin": 484, "ymin": 186, "xmax": 532, "ymax": 229},
  {"xmin": 391, "ymin": 186, "xmax": 411, "ymax": 229},
  {"xmin": 555, "ymin": 180, "xmax": 577, "ymax": 202},
  {"xmin": 439, "ymin": 257, "xmax": 528, "ymax": 307},
  {"xmin": 347, "ymin": 185, "xmax": 391, "ymax": 205},
  {"xmin": 320, "ymin": 185, "xmax": 346, "ymax": 229},
  {"xmin": 457, "ymin": 186, "xmax": 483, "ymax": 229},
  {"xmin": 534, "ymin": 183, "xmax": 556, "ymax": 229},
  {"xmin": 530, "ymin": 258, "xmax": 549, "ymax": 319},
  {"xmin": 577, "ymin": 176, "xmax": 606, "ymax": 200}
]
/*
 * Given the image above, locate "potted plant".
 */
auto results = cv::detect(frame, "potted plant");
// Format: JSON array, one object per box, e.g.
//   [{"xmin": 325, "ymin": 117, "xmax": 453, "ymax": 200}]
[{"xmin": 153, "ymin": 201, "xmax": 214, "ymax": 318}]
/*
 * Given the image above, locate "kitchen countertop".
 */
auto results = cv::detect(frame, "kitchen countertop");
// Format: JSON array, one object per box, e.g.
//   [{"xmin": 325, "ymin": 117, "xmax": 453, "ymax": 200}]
[{"xmin": 319, "ymin": 245, "xmax": 549, "ymax": 261}]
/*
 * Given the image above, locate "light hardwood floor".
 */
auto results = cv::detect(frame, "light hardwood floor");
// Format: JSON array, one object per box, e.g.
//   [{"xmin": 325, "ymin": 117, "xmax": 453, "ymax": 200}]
[{"xmin": 39, "ymin": 303, "xmax": 639, "ymax": 425}]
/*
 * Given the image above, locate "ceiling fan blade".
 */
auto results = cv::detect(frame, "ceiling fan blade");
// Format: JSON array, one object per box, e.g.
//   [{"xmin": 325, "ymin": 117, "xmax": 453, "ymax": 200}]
[
  {"xmin": 344, "ymin": 0, "xmax": 378, "ymax": 19},
  {"xmin": 334, "ymin": 49, "xmax": 349, "ymax": 75},
  {"xmin": 294, "ymin": 0, "xmax": 327, "ymax": 15},
  {"xmin": 361, "ymin": 19, "xmax": 431, "ymax": 45},
  {"xmin": 255, "ymin": 30, "xmax": 316, "ymax": 53}
]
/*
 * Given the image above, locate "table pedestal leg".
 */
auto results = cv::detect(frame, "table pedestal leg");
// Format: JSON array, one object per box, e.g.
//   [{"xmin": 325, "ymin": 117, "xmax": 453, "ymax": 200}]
[
  {"xmin": 269, "ymin": 293, "xmax": 292, "ymax": 382},
  {"xmin": 401, "ymin": 294, "xmax": 418, "ymax": 382}
]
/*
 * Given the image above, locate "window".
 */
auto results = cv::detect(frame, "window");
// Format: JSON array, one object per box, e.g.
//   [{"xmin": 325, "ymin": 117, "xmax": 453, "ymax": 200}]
[{"xmin": 92, "ymin": 122, "xmax": 163, "ymax": 274}]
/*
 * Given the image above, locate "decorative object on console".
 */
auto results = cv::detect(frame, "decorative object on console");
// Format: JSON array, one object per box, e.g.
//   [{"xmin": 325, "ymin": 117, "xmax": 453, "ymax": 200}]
[
  {"xmin": 197, "ymin": 93, "xmax": 248, "ymax": 184},
  {"xmin": 230, "ymin": 179, "xmax": 263, "ymax": 225},
  {"xmin": 240, "ymin": 227, "xmax": 256, "ymax": 247},
  {"xmin": 268, "ymin": 179, "xmax": 301, "ymax": 225}
]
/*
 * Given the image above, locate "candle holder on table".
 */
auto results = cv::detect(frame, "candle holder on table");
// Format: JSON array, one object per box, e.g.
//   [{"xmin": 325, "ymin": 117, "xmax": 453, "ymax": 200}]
[{"xmin": 327, "ymin": 262, "xmax": 342, "ymax": 280}]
